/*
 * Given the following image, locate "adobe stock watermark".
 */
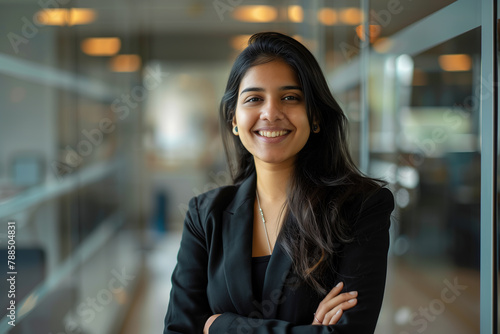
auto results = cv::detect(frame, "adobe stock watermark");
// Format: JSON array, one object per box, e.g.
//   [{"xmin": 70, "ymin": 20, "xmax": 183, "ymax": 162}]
[
  {"xmin": 340, "ymin": 0, "xmax": 412, "ymax": 61},
  {"xmin": 7, "ymin": 0, "xmax": 71, "ymax": 54},
  {"xmin": 51, "ymin": 64, "xmax": 168, "ymax": 180},
  {"xmin": 213, "ymin": 0, "xmax": 244, "ymax": 21},
  {"xmin": 400, "ymin": 277, "xmax": 467, "ymax": 334},
  {"xmin": 48, "ymin": 266, "xmax": 135, "ymax": 334}
]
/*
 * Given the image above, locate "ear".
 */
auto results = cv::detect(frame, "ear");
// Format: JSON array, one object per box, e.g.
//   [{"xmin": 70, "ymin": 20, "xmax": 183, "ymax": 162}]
[
  {"xmin": 311, "ymin": 117, "xmax": 320, "ymax": 134},
  {"xmin": 231, "ymin": 114, "xmax": 240, "ymax": 136}
]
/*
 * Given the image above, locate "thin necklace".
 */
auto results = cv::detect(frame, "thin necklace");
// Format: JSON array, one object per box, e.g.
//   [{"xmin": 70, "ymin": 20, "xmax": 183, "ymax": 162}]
[{"xmin": 256, "ymin": 190, "xmax": 273, "ymax": 255}]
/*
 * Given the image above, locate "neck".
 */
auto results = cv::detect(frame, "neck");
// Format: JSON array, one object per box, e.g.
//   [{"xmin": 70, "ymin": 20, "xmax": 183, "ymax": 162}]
[{"xmin": 254, "ymin": 159, "xmax": 294, "ymax": 203}]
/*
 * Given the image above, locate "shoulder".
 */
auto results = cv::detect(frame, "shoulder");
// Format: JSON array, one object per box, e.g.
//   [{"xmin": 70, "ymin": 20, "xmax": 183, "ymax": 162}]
[
  {"xmin": 345, "ymin": 187, "xmax": 395, "ymax": 237},
  {"xmin": 187, "ymin": 184, "xmax": 240, "ymax": 219},
  {"xmin": 360, "ymin": 187, "xmax": 395, "ymax": 213},
  {"xmin": 182, "ymin": 184, "xmax": 239, "ymax": 240}
]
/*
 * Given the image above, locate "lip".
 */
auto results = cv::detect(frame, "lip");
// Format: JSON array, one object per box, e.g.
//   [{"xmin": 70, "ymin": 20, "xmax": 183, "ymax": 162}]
[{"xmin": 254, "ymin": 128, "xmax": 291, "ymax": 143}]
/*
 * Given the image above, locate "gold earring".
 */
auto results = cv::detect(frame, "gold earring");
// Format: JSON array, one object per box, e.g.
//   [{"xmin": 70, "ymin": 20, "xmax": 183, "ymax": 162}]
[{"xmin": 233, "ymin": 125, "xmax": 239, "ymax": 135}]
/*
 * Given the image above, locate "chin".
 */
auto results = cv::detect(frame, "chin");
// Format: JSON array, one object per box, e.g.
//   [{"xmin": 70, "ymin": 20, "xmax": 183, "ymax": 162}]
[{"xmin": 256, "ymin": 155, "xmax": 295, "ymax": 165}]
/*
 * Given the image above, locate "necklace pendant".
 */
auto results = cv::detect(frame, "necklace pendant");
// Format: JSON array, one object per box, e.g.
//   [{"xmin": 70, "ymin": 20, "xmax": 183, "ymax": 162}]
[{"xmin": 256, "ymin": 190, "xmax": 273, "ymax": 254}]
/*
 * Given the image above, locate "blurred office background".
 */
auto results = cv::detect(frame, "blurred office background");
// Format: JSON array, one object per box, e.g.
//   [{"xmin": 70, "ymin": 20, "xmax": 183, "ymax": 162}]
[{"xmin": 0, "ymin": 0, "xmax": 497, "ymax": 333}]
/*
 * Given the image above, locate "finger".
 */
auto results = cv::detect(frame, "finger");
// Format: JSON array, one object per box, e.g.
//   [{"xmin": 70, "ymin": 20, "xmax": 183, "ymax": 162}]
[
  {"xmin": 321, "ymin": 310, "xmax": 332, "ymax": 325},
  {"xmin": 314, "ymin": 285, "xmax": 353, "ymax": 324},
  {"xmin": 319, "ymin": 297, "xmax": 357, "ymax": 325},
  {"xmin": 312, "ymin": 313, "xmax": 322, "ymax": 325},
  {"xmin": 315, "ymin": 282, "xmax": 345, "ymax": 320},
  {"xmin": 321, "ymin": 291, "xmax": 358, "ymax": 311},
  {"xmin": 332, "ymin": 297, "xmax": 357, "ymax": 315},
  {"xmin": 323, "ymin": 298, "xmax": 357, "ymax": 325},
  {"xmin": 344, "ymin": 297, "xmax": 358, "ymax": 309},
  {"xmin": 322, "ymin": 307, "xmax": 342, "ymax": 325},
  {"xmin": 329, "ymin": 309, "xmax": 342, "ymax": 325},
  {"xmin": 327, "ymin": 291, "xmax": 357, "ymax": 307},
  {"xmin": 324, "ymin": 282, "xmax": 343, "ymax": 300}
]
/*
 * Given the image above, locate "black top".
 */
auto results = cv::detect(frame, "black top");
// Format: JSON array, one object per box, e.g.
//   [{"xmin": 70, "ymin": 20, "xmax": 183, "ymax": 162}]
[{"xmin": 251, "ymin": 255, "xmax": 271, "ymax": 303}]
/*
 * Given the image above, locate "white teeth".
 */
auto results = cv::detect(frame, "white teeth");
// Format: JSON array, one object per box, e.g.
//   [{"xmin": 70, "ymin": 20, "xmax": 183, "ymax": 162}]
[{"xmin": 258, "ymin": 130, "xmax": 289, "ymax": 138}]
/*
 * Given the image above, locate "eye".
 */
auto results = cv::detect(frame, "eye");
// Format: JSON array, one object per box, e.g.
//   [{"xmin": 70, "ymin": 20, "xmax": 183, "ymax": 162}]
[
  {"xmin": 283, "ymin": 95, "xmax": 301, "ymax": 101},
  {"xmin": 244, "ymin": 97, "xmax": 261, "ymax": 103}
]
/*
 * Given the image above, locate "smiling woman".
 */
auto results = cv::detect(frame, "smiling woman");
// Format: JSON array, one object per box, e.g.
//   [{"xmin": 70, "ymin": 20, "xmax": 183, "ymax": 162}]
[
  {"xmin": 232, "ymin": 60, "xmax": 310, "ymax": 167},
  {"xmin": 163, "ymin": 32, "xmax": 394, "ymax": 334}
]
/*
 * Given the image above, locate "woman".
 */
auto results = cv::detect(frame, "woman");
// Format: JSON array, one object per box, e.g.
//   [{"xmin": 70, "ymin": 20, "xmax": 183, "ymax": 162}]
[{"xmin": 163, "ymin": 32, "xmax": 394, "ymax": 333}]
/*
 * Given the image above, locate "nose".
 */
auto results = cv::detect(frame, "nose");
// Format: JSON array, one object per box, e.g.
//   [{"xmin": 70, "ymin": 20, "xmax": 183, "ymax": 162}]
[{"xmin": 260, "ymin": 98, "xmax": 284, "ymax": 122}]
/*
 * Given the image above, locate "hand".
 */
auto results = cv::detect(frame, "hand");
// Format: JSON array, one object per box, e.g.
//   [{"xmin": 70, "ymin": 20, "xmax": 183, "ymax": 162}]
[
  {"xmin": 312, "ymin": 282, "xmax": 358, "ymax": 325},
  {"xmin": 203, "ymin": 314, "xmax": 221, "ymax": 334}
]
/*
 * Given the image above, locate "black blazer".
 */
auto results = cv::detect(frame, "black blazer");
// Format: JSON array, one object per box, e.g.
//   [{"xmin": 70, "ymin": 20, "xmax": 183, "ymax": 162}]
[{"xmin": 164, "ymin": 173, "xmax": 394, "ymax": 333}]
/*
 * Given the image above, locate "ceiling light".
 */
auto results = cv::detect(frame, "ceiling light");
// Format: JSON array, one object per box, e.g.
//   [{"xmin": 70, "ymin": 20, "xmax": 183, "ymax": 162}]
[
  {"xmin": 288, "ymin": 5, "xmax": 303, "ymax": 23},
  {"xmin": 81, "ymin": 37, "xmax": 121, "ymax": 56},
  {"xmin": 36, "ymin": 8, "xmax": 96, "ymax": 26},
  {"xmin": 339, "ymin": 7, "xmax": 363, "ymax": 25},
  {"xmin": 36, "ymin": 8, "xmax": 66, "ymax": 25},
  {"xmin": 232, "ymin": 5, "xmax": 278, "ymax": 23},
  {"xmin": 110, "ymin": 54, "xmax": 141, "ymax": 72},
  {"xmin": 438, "ymin": 54, "xmax": 472, "ymax": 71},
  {"xmin": 68, "ymin": 8, "xmax": 97, "ymax": 26},
  {"xmin": 317, "ymin": 8, "xmax": 337, "ymax": 25},
  {"xmin": 355, "ymin": 25, "xmax": 381, "ymax": 42}
]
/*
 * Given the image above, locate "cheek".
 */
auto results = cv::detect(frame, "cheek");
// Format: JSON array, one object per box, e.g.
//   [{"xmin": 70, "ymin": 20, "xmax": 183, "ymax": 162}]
[
  {"xmin": 293, "ymin": 113, "xmax": 311, "ymax": 133},
  {"xmin": 235, "ymin": 109, "xmax": 253, "ymax": 129}
]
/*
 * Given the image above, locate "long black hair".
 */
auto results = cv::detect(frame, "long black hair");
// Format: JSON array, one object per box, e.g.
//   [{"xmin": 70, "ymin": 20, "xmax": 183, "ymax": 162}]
[{"xmin": 220, "ymin": 32, "xmax": 383, "ymax": 295}]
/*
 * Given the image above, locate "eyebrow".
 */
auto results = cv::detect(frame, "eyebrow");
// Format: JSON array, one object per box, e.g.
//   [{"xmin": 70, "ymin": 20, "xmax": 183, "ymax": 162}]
[{"xmin": 239, "ymin": 85, "xmax": 302, "ymax": 96}]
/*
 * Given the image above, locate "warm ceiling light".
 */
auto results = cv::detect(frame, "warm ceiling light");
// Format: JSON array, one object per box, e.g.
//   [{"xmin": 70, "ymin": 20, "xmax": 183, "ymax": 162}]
[
  {"xmin": 355, "ymin": 25, "xmax": 382, "ymax": 42},
  {"xmin": 230, "ymin": 35, "xmax": 252, "ymax": 50},
  {"xmin": 288, "ymin": 5, "xmax": 303, "ymax": 23},
  {"xmin": 81, "ymin": 37, "xmax": 121, "ymax": 56},
  {"xmin": 317, "ymin": 8, "xmax": 337, "ymax": 25},
  {"xmin": 68, "ymin": 8, "xmax": 97, "ymax": 26},
  {"xmin": 36, "ymin": 8, "xmax": 96, "ymax": 26},
  {"xmin": 438, "ymin": 54, "xmax": 472, "ymax": 71},
  {"xmin": 110, "ymin": 54, "xmax": 141, "ymax": 72},
  {"xmin": 232, "ymin": 5, "xmax": 278, "ymax": 23},
  {"xmin": 36, "ymin": 8, "xmax": 67, "ymax": 25},
  {"xmin": 339, "ymin": 7, "xmax": 364, "ymax": 25}
]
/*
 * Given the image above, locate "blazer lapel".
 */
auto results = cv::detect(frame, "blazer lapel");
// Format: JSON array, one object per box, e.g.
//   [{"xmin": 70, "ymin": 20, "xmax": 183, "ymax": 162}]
[
  {"xmin": 262, "ymin": 240, "xmax": 293, "ymax": 318},
  {"xmin": 222, "ymin": 174, "xmax": 257, "ymax": 316}
]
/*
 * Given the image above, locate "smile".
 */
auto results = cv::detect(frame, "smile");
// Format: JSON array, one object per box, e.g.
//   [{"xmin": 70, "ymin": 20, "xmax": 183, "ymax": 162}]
[{"xmin": 257, "ymin": 130, "xmax": 290, "ymax": 138}]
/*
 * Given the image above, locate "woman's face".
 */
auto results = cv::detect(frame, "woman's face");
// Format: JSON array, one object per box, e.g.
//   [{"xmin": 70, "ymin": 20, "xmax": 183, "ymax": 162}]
[{"xmin": 232, "ymin": 60, "xmax": 310, "ymax": 168}]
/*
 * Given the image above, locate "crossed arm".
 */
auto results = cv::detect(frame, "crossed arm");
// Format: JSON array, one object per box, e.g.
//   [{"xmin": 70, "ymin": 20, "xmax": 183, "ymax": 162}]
[{"xmin": 204, "ymin": 281, "xmax": 359, "ymax": 332}]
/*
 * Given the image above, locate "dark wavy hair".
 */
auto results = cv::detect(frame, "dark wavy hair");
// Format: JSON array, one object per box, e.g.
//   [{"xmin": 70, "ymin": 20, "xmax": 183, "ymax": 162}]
[{"xmin": 219, "ymin": 32, "xmax": 382, "ymax": 295}]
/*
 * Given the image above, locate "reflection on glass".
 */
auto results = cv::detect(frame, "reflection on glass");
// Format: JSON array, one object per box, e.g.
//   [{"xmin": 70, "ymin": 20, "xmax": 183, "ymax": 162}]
[{"xmin": 384, "ymin": 28, "xmax": 481, "ymax": 334}]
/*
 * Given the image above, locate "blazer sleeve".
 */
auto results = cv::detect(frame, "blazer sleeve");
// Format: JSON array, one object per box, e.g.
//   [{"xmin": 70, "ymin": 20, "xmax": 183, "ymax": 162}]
[
  {"xmin": 209, "ymin": 188, "xmax": 394, "ymax": 334},
  {"xmin": 163, "ymin": 196, "xmax": 212, "ymax": 334}
]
